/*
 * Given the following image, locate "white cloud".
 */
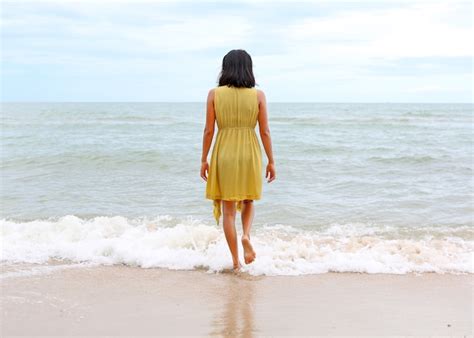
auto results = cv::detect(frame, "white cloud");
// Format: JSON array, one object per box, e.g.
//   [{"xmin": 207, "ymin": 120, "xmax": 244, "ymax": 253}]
[
  {"xmin": 1, "ymin": 0, "xmax": 472, "ymax": 101},
  {"xmin": 1, "ymin": 2, "xmax": 253, "ymax": 65},
  {"xmin": 282, "ymin": 1, "xmax": 473, "ymax": 60}
]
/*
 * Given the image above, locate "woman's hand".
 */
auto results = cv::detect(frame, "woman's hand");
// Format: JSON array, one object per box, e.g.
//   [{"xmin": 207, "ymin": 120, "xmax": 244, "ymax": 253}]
[
  {"xmin": 266, "ymin": 162, "xmax": 276, "ymax": 183},
  {"xmin": 200, "ymin": 161, "xmax": 209, "ymax": 181}
]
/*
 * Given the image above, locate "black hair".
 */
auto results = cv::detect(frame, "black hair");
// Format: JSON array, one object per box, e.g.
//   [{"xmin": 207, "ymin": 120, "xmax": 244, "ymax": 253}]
[{"xmin": 217, "ymin": 49, "xmax": 256, "ymax": 88}]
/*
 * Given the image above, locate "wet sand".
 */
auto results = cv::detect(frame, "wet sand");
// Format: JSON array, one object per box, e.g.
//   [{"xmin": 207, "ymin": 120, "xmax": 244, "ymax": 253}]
[{"xmin": 1, "ymin": 264, "xmax": 472, "ymax": 336}]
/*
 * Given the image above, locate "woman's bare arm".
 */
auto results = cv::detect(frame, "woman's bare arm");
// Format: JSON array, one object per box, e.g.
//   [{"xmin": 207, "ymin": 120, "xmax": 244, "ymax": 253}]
[
  {"xmin": 200, "ymin": 89, "xmax": 215, "ymax": 181},
  {"xmin": 257, "ymin": 90, "xmax": 276, "ymax": 182}
]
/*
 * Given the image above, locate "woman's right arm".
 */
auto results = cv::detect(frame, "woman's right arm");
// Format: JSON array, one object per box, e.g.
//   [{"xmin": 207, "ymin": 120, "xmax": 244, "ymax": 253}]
[
  {"xmin": 257, "ymin": 90, "xmax": 276, "ymax": 183},
  {"xmin": 200, "ymin": 89, "xmax": 216, "ymax": 181}
]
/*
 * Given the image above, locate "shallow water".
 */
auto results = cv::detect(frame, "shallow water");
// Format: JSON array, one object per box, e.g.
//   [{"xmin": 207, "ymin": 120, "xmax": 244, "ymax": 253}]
[{"xmin": 1, "ymin": 102, "xmax": 472, "ymax": 275}]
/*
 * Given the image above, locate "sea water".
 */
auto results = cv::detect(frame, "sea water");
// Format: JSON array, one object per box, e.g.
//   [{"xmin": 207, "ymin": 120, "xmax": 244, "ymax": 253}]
[{"xmin": 1, "ymin": 102, "xmax": 472, "ymax": 276}]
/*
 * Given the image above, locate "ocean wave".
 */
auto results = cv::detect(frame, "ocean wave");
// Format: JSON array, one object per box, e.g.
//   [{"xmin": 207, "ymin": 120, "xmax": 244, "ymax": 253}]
[
  {"xmin": 367, "ymin": 154, "xmax": 451, "ymax": 164},
  {"xmin": 0, "ymin": 150, "xmax": 173, "ymax": 169},
  {"xmin": 1, "ymin": 215, "xmax": 472, "ymax": 276}
]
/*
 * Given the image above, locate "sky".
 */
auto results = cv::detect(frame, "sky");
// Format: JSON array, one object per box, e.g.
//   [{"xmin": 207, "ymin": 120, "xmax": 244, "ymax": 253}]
[{"xmin": 1, "ymin": 0, "xmax": 473, "ymax": 102}]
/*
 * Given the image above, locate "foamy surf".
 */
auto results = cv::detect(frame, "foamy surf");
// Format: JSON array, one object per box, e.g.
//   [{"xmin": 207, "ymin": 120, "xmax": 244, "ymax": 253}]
[
  {"xmin": 0, "ymin": 261, "xmax": 101, "ymax": 280},
  {"xmin": 1, "ymin": 215, "xmax": 472, "ymax": 276}
]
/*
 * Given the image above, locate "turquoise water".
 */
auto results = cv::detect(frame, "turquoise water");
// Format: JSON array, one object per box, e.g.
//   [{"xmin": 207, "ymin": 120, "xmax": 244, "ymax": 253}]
[{"xmin": 1, "ymin": 102, "xmax": 472, "ymax": 275}]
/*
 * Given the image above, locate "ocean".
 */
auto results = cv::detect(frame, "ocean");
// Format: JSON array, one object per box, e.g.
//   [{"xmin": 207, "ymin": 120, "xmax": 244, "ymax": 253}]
[{"xmin": 1, "ymin": 102, "xmax": 472, "ymax": 276}]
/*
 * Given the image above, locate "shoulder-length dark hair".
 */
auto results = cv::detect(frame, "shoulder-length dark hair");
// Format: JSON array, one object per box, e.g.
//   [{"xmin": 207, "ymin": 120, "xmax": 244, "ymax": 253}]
[{"xmin": 217, "ymin": 49, "xmax": 256, "ymax": 88}]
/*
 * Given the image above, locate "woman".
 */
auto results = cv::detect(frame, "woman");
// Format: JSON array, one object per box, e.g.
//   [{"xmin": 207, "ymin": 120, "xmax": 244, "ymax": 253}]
[{"xmin": 200, "ymin": 49, "xmax": 276, "ymax": 272}]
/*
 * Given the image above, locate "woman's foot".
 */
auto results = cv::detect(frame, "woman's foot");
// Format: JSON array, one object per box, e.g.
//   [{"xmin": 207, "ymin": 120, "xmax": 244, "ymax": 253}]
[
  {"xmin": 233, "ymin": 261, "xmax": 243, "ymax": 273},
  {"xmin": 241, "ymin": 235, "xmax": 256, "ymax": 264}
]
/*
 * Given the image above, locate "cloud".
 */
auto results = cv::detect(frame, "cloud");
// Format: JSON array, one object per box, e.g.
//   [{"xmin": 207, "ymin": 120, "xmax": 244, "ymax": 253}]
[
  {"xmin": 1, "ymin": 2, "xmax": 253, "ymax": 65},
  {"xmin": 1, "ymin": 0, "xmax": 472, "ymax": 102},
  {"xmin": 283, "ymin": 1, "xmax": 472, "ymax": 59}
]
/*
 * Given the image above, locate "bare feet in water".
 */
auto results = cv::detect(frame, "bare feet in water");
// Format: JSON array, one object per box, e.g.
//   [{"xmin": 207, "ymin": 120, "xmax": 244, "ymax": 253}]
[
  {"xmin": 241, "ymin": 235, "xmax": 256, "ymax": 264},
  {"xmin": 233, "ymin": 261, "xmax": 243, "ymax": 273}
]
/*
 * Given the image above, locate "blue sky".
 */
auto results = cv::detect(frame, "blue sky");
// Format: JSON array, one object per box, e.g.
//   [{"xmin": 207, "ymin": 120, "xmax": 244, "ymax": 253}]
[{"xmin": 1, "ymin": 0, "xmax": 472, "ymax": 102}]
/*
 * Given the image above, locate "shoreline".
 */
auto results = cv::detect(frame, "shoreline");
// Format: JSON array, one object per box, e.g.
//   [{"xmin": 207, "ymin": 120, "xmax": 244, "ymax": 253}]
[{"xmin": 1, "ymin": 264, "xmax": 472, "ymax": 336}]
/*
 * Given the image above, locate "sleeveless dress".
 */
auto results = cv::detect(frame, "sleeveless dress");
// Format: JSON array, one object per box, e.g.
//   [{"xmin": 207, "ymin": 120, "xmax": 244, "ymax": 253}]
[{"xmin": 205, "ymin": 85, "xmax": 263, "ymax": 225}]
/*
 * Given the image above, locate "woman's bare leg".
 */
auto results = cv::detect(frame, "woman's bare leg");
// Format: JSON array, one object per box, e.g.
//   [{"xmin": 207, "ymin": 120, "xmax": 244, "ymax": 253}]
[
  {"xmin": 241, "ymin": 199, "xmax": 255, "ymax": 239},
  {"xmin": 241, "ymin": 199, "xmax": 256, "ymax": 264},
  {"xmin": 222, "ymin": 200, "xmax": 241, "ymax": 270}
]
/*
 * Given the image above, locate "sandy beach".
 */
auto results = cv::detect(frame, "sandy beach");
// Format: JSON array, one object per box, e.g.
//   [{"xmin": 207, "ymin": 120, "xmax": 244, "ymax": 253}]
[{"xmin": 1, "ymin": 264, "xmax": 472, "ymax": 336}]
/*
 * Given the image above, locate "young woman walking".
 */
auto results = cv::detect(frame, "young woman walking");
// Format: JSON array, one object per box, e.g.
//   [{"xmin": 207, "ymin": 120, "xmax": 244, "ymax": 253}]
[{"xmin": 200, "ymin": 49, "xmax": 276, "ymax": 272}]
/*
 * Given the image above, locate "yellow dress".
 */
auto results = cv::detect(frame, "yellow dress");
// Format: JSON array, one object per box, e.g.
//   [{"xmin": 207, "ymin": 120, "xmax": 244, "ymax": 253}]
[{"xmin": 205, "ymin": 85, "xmax": 263, "ymax": 225}]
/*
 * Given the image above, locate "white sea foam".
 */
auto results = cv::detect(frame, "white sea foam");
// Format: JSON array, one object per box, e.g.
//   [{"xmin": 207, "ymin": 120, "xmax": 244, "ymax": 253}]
[
  {"xmin": 1, "ymin": 215, "xmax": 472, "ymax": 276},
  {"xmin": 0, "ymin": 261, "xmax": 101, "ymax": 280}
]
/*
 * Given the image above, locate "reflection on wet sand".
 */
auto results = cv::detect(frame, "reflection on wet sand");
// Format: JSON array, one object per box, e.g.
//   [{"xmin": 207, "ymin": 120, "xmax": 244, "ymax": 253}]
[{"xmin": 209, "ymin": 271, "xmax": 258, "ymax": 337}]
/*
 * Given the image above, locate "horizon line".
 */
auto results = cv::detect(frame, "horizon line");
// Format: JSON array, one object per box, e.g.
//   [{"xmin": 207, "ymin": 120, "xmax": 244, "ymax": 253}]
[{"xmin": 1, "ymin": 101, "xmax": 473, "ymax": 104}]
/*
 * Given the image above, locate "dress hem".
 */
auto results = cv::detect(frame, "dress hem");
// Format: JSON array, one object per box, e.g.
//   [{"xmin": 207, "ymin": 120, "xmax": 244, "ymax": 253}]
[
  {"xmin": 206, "ymin": 195, "xmax": 261, "ymax": 226},
  {"xmin": 205, "ymin": 195, "xmax": 261, "ymax": 201}
]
